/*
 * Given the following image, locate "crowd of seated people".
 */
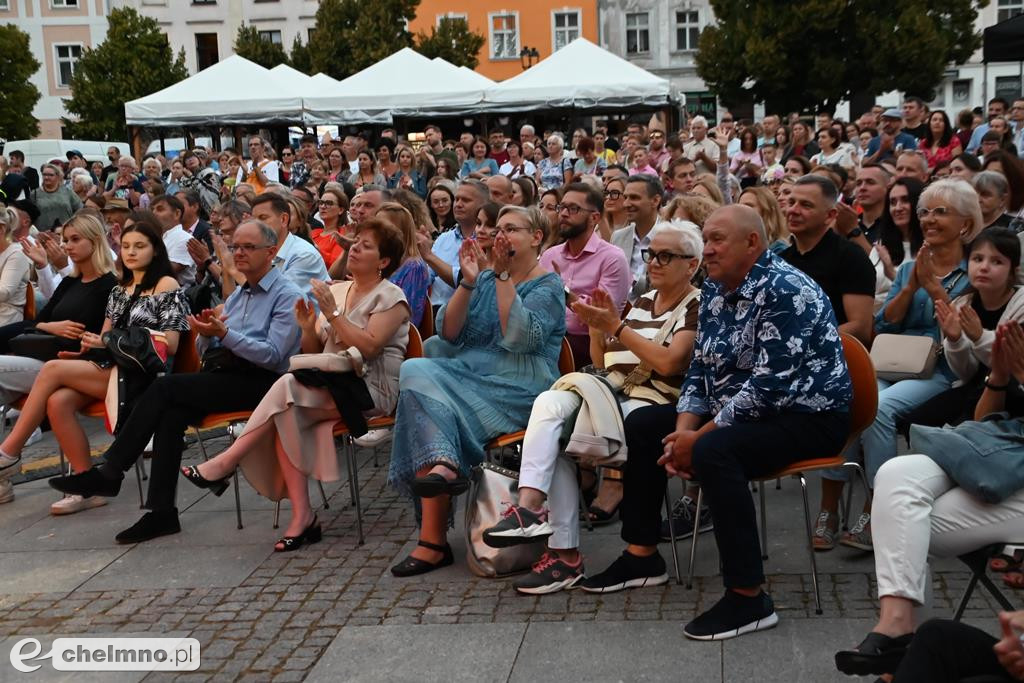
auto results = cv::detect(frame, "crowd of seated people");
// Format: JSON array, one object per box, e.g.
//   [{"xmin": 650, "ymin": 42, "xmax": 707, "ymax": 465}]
[{"xmin": 0, "ymin": 106, "xmax": 1023, "ymax": 660}]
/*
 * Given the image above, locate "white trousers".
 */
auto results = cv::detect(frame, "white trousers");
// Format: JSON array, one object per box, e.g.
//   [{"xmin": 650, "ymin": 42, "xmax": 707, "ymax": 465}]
[
  {"xmin": 518, "ymin": 389, "xmax": 645, "ymax": 550},
  {"xmin": 872, "ymin": 453, "xmax": 1024, "ymax": 604}
]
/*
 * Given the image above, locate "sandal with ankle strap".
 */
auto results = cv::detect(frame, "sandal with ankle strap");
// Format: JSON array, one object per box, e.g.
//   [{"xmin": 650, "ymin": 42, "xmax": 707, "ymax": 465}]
[
  {"xmin": 390, "ymin": 540, "xmax": 454, "ymax": 577},
  {"xmin": 274, "ymin": 516, "xmax": 322, "ymax": 553}
]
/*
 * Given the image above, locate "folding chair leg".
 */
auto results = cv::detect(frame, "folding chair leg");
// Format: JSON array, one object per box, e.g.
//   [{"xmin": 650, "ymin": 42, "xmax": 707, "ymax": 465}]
[
  {"xmin": 577, "ymin": 464, "xmax": 594, "ymax": 532},
  {"xmin": 799, "ymin": 473, "xmax": 824, "ymax": 615},
  {"xmin": 665, "ymin": 486, "xmax": 682, "ymax": 585},
  {"xmin": 317, "ymin": 480, "xmax": 329, "ymax": 509},
  {"xmin": 775, "ymin": 477, "xmax": 781, "ymax": 490},
  {"xmin": 134, "ymin": 460, "xmax": 145, "ymax": 508},
  {"xmin": 273, "ymin": 500, "xmax": 280, "ymax": 529},
  {"xmin": 953, "ymin": 573, "xmax": 981, "ymax": 621},
  {"xmin": 759, "ymin": 483, "xmax": 768, "ymax": 561},
  {"xmin": 233, "ymin": 471, "xmax": 243, "ymax": 529},
  {"xmin": 980, "ymin": 573, "xmax": 1017, "ymax": 612},
  {"xmin": 686, "ymin": 485, "xmax": 703, "ymax": 589},
  {"xmin": 346, "ymin": 439, "xmax": 364, "ymax": 545}
]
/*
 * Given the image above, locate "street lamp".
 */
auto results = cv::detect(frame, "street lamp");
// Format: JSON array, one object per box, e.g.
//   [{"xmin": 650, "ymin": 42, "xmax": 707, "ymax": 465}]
[{"xmin": 519, "ymin": 46, "xmax": 539, "ymax": 70}]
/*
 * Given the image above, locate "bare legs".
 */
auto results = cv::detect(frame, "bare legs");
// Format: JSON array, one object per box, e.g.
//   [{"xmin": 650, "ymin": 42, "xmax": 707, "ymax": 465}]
[
  {"xmin": 410, "ymin": 464, "xmax": 456, "ymax": 563},
  {"xmin": 0, "ymin": 360, "xmax": 109, "ymax": 472},
  {"xmin": 874, "ymin": 596, "xmax": 916, "ymax": 637}
]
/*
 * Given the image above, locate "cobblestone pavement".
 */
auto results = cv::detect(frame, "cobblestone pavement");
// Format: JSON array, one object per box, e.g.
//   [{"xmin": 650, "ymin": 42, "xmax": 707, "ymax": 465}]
[{"xmin": 0, "ymin": 428, "xmax": 1016, "ymax": 682}]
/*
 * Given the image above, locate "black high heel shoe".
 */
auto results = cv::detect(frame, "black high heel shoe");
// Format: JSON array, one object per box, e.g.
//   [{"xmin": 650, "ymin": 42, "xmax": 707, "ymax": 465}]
[
  {"xmin": 274, "ymin": 516, "xmax": 322, "ymax": 553},
  {"xmin": 179, "ymin": 465, "xmax": 230, "ymax": 497}
]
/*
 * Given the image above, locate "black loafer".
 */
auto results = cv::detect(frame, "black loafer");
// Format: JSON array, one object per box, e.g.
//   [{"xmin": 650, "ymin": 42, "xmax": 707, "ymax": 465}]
[
  {"xmin": 390, "ymin": 540, "xmax": 454, "ymax": 577},
  {"xmin": 410, "ymin": 472, "xmax": 469, "ymax": 499},
  {"xmin": 49, "ymin": 467, "xmax": 123, "ymax": 498},
  {"xmin": 835, "ymin": 631, "xmax": 914, "ymax": 676},
  {"xmin": 115, "ymin": 509, "xmax": 181, "ymax": 544}
]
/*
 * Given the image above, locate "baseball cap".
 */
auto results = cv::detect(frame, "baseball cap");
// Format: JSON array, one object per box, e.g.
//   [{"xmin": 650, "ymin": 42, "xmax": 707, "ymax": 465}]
[
  {"xmin": 12, "ymin": 199, "xmax": 40, "ymax": 224},
  {"xmin": 881, "ymin": 108, "xmax": 903, "ymax": 119},
  {"xmin": 66, "ymin": 149, "xmax": 85, "ymax": 160},
  {"xmin": 101, "ymin": 198, "xmax": 130, "ymax": 212}
]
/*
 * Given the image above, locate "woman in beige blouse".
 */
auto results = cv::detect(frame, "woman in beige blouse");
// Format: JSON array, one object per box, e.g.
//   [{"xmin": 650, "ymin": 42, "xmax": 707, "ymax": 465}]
[
  {"xmin": 0, "ymin": 207, "xmax": 31, "ymax": 326},
  {"xmin": 183, "ymin": 219, "xmax": 410, "ymax": 552}
]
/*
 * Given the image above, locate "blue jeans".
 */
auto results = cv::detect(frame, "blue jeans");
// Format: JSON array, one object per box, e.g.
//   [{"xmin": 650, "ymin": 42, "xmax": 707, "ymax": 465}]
[{"xmin": 823, "ymin": 373, "xmax": 952, "ymax": 486}]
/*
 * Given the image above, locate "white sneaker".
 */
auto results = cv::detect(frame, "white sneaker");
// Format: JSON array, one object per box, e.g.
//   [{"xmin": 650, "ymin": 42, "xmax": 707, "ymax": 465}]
[
  {"xmin": 25, "ymin": 427, "xmax": 42, "ymax": 446},
  {"xmin": 353, "ymin": 428, "xmax": 392, "ymax": 448},
  {"xmin": 0, "ymin": 453, "xmax": 21, "ymax": 479},
  {"xmin": 50, "ymin": 495, "xmax": 107, "ymax": 516},
  {"xmin": 0, "ymin": 480, "xmax": 13, "ymax": 504}
]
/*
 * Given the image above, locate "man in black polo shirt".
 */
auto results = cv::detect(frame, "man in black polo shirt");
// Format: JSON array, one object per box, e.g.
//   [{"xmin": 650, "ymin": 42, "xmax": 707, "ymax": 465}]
[{"xmin": 782, "ymin": 175, "xmax": 875, "ymax": 346}]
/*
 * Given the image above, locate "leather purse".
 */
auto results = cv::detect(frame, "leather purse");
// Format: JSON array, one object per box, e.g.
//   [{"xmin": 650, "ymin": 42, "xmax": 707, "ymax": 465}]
[
  {"xmin": 288, "ymin": 347, "xmax": 365, "ymax": 377},
  {"xmin": 870, "ymin": 333, "xmax": 939, "ymax": 382},
  {"xmin": 463, "ymin": 462, "xmax": 545, "ymax": 578}
]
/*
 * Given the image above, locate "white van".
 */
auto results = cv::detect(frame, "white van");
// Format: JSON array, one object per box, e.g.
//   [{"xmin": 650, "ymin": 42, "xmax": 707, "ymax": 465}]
[{"xmin": 1, "ymin": 139, "xmax": 130, "ymax": 171}]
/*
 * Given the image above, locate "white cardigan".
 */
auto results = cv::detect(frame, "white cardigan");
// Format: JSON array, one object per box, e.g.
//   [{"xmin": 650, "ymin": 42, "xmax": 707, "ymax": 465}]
[{"xmin": 944, "ymin": 286, "xmax": 1024, "ymax": 381}]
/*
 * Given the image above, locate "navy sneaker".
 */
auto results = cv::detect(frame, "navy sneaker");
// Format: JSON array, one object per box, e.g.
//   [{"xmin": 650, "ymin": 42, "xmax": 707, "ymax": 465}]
[
  {"xmin": 660, "ymin": 495, "xmax": 713, "ymax": 541},
  {"xmin": 579, "ymin": 550, "xmax": 668, "ymax": 593},
  {"xmin": 683, "ymin": 590, "xmax": 778, "ymax": 641}
]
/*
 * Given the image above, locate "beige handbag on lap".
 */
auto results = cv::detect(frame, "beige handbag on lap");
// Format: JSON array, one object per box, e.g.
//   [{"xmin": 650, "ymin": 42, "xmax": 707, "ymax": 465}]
[{"xmin": 870, "ymin": 333, "xmax": 939, "ymax": 382}]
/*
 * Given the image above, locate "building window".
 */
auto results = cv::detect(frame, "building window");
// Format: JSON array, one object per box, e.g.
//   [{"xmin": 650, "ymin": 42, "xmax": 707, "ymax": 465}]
[
  {"xmin": 258, "ymin": 30, "xmax": 283, "ymax": 45},
  {"xmin": 50, "ymin": 0, "xmax": 79, "ymax": 7},
  {"xmin": 675, "ymin": 10, "xmax": 700, "ymax": 52},
  {"xmin": 626, "ymin": 13, "xmax": 650, "ymax": 55},
  {"xmin": 195, "ymin": 33, "xmax": 218, "ymax": 71},
  {"xmin": 489, "ymin": 12, "xmax": 519, "ymax": 60},
  {"xmin": 0, "ymin": 0, "xmax": 9, "ymax": 9},
  {"xmin": 192, "ymin": 0, "xmax": 215, "ymax": 4},
  {"xmin": 552, "ymin": 10, "xmax": 580, "ymax": 52},
  {"xmin": 998, "ymin": 0, "xmax": 1024, "ymax": 21},
  {"xmin": 307, "ymin": 27, "xmax": 316, "ymax": 42},
  {"xmin": 54, "ymin": 44, "xmax": 82, "ymax": 88}
]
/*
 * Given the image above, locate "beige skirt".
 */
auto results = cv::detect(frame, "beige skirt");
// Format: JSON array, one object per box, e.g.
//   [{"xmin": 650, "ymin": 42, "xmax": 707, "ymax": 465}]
[{"xmin": 236, "ymin": 373, "xmax": 344, "ymax": 502}]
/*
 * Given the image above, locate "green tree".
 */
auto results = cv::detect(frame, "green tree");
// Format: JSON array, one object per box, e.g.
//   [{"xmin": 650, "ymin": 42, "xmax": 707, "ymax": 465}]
[
  {"xmin": 63, "ymin": 7, "xmax": 187, "ymax": 140},
  {"xmin": 309, "ymin": 0, "xmax": 419, "ymax": 80},
  {"xmin": 290, "ymin": 35, "xmax": 313, "ymax": 75},
  {"xmin": 0, "ymin": 24, "xmax": 41, "ymax": 139},
  {"xmin": 414, "ymin": 17, "xmax": 486, "ymax": 69},
  {"xmin": 696, "ymin": 0, "xmax": 987, "ymax": 113},
  {"xmin": 233, "ymin": 24, "xmax": 289, "ymax": 69}
]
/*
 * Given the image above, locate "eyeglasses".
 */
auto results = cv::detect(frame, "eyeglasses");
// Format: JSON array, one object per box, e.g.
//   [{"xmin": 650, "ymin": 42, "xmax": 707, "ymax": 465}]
[
  {"xmin": 641, "ymin": 249, "xmax": 693, "ymax": 266},
  {"xmin": 226, "ymin": 243, "xmax": 274, "ymax": 253},
  {"xmin": 318, "ymin": 200, "xmax": 337, "ymax": 207},
  {"xmin": 556, "ymin": 203, "xmax": 592, "ymax": 215},
  {"xmin": 282, "ymin": 151, "xmax": 293, "ymax": 157},
  {"xmin": 603, "ymin": 190, "xmax": 623, "ymax": 199},
  {"xmin": 496, "ymin": 225, "xmax": 533, "ymax": 235},
  {"xmin": 916, "ymin": 206, "xmax": 960, "ymax": 219},
  {"xmin": 649, "ymin": 132, "xmax": 664, "ymax": 139}
]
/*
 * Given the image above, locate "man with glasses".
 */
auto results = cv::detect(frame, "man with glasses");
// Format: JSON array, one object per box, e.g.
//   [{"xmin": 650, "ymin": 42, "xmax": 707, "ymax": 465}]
[
  {"xmin": 539, "ymin": 182, "xmax": 630, "ymax": 368},
  {"xmin": 250, "ymin": 193, "xmax": 327, "ymax": 299},
  {"xmin": 50, "ymin": 218, "xmax": 303, "ymax": 544},
  {"xmin": 238, "ymin": 135, "xmax": 279, "ymax": 193},
  {"xmin": 612, "ymin": 175, "xmax": 666, "ymax": 303}
]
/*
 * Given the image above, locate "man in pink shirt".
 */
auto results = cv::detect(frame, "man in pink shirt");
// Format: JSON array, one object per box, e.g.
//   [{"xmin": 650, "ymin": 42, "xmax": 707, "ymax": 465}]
[{"xmin": 540, "ymin": 182, "xmax": 631, "ymax": 368}]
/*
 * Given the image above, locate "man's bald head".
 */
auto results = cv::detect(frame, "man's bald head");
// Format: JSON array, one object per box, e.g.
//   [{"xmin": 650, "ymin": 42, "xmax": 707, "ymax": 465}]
[
  {"xmin": 485, "ymin": 174, "xmax": 514, "ymax": 205},
  {"xmin": 701, "ymin": 204, "xmax": 767, "ymax": 289}
]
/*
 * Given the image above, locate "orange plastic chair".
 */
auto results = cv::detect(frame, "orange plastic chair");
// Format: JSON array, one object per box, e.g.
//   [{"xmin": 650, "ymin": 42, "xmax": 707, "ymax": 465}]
[
  {"xmin": 684, "ymin": 333, "xmax": 878, "ymax": 614},
  {"xmin": 23, "ymin": 282, "xmax": 35, "ymax": 322},
  {"xmin": 328, "ymin": 323, "xmax": 424, "ymax": 545}
]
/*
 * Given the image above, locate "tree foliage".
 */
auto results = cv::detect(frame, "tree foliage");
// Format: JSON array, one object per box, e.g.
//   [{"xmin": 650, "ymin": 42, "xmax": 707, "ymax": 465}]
[
  {"xmin": 0, "ymin": 24, "xmax": 41, "ymax": 139},
  {"xmin": 233, "ymin": 24, "xmax": 289, "ymax": 70},
  {"xmin": 63, "ymin": 7, "xmax": 187, "ymax": 140},
  {"xmin": 696, "ymin": 0, "xmax": 988, "ymax": 113},
  {"xmin": 414, "ymin": 17, "xmax": 486, "ymax": 69},
  {"xmin": 309, "ymin": 0, "xmax": 418, "ymax": 80},
  {"xmin": 290, "ymin": 35, "xmax": 313, "ymax": 75}
]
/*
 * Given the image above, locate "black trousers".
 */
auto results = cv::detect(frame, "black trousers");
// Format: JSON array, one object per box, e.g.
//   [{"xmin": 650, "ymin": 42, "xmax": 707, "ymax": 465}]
[
  {"xmin": 101, "ymin": 369, "xmax": 278, "ymax": 512},
  {"xmin": 618, "ymin": 404, "xmax": 848, "ymax": 588},
  {"xmin": 893, "ymin": 619, "xmax": 1013, "ymax": 683}
]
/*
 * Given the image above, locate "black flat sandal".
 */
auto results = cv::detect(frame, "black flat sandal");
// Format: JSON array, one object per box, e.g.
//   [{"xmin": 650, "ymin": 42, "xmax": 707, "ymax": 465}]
[
  {"xmin": 180, "ymin": 465, "xmax": 230, "ymax": 497},
  {"xmin": 274, "ymin": 516, "xmax": 322, "ymax": 553},
  {"xmin": 410, "ymin": 471, "xmax": 469, "ymax": 498},
  {"xmin": 390, "ymin": 540, "xmax": 454, "ymax": 577},
  {"xmin": 835, "ymin": 631, "xmax": 914, "ymax": 676}
]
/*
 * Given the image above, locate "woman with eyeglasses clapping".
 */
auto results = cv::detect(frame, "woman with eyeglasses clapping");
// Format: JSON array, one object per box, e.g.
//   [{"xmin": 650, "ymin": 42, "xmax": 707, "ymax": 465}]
[
  {"xmin": 601, "ymin": 177, "xmax": 629, "ymax": 241},
  {"xmin": 310, "ymin": 186, "xmax": 350, "ymax": 268}
]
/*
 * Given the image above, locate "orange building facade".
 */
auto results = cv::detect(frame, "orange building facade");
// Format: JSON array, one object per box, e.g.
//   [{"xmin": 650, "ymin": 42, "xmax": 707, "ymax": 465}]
[{"xmin": 408, "ymin": 1, "xmax": 599, "ymax": 82}]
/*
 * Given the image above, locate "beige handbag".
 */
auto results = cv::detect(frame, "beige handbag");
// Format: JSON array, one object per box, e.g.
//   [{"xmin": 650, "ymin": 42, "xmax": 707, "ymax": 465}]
[
  {"xmin": 870, "ymin": 333, "xmax": 939, "ymax": 382},
  {"xmin": 464, "ymin": 463, "xmax": 545, "ymax": 578},
  {"xmin": 287, "ymin": 347, "xmax": 366, "ymax": 376}
]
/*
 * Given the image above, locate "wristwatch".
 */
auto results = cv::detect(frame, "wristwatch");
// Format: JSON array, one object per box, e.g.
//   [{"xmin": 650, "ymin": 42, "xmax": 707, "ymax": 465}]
[
  {"xmin": 497, "ymin": 270, "xmax": 510, "ymax": 281},
  {"xmin": 327, "ymin": 309, "xmax": 341, "ymax": 321},
  {"xmin": 985, "ymin": 374, "xmax": 1010, "ymax": 391},
  {"xmin": 846, "ymin": 227, "xmax": 863, "ymax": 240}
]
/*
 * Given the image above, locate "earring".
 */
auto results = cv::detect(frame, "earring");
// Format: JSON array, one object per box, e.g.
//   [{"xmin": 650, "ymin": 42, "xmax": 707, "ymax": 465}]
[{"xmin": 377, "ymin": 268, "xmax": 383, "ymax": 279}]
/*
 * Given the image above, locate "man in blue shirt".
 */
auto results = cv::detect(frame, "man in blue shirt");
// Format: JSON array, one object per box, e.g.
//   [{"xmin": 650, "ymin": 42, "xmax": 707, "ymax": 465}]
[
  {"xmin": 581, "ymin": 205, "xmax": 852, "ymax": 641},
  {"xmin": 865, "ymin": 109, "xmax": 919, "ymax": 164},
  {"xmin": 50, "ymin": 219, "xmax": 303, "ymax": 544},
  {"xmin": 418, "ymin": 180, "xmax": 487, "ymax": 309},
  {"xmin": 966, "ymin": 97, "xmax": 1009, "ymax": 154},
  {"xmin": 250, "ymin": 193, "xmax": 329, "ymax": 299}
]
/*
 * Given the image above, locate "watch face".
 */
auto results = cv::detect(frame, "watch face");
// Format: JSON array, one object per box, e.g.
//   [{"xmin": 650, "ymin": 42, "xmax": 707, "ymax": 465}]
[{"xmin": 498, "ymin": 271, "xmax": 510, "ymax": 281}]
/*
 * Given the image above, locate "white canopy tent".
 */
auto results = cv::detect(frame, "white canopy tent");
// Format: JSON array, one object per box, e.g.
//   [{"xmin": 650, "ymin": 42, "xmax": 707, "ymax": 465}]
[
  {"xmin": 125, "ymin": 55, "xmax": 307, "ymax": 126},
  {"xmin": 269, "ymin": 63, "xmax": 315, "ymax": 89},
  {"xmin": 305, "ymin": 48, "xmax": 492, "ymax": 124},
  {"xmin": 481, "ymin": 38, "xmax": 673, "ymax": 111}
]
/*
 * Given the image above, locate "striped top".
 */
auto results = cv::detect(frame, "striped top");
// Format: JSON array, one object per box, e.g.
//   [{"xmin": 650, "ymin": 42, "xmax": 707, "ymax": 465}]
[{"xmin": 605, "ymin": 288, "xmax": 700, "ymax": 405}]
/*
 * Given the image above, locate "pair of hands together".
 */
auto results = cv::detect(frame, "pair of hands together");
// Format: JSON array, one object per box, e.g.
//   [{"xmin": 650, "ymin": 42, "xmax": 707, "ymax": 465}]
[
  {"xmin": 935, "ymin": 298, "xmax": 984, "ymax": 343},
  {"xmin": 294, "ymin": 279, "xmax": 340, "ymax": 332},
  {"xmin": 21, "ymin": 231, "xmax": 68, "ymax": 271},
  {"xmin": 457, "ymin": 234, "xmax": 513, "ymax": 285}
]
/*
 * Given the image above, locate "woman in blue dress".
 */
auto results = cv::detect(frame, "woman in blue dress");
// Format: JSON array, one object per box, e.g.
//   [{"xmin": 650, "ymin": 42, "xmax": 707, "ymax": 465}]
[{"xmin": 388, "ymin": 205, "xmax": 566, "ymax": 576}]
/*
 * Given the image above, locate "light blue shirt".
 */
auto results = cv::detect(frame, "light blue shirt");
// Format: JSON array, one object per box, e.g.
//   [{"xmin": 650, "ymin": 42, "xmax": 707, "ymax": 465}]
[
  {"xmin": 274, "ymin": 232, "xmax": 329, "ymax": 299},
  {"xmin": 428, "ymin": 225, "xmax": 469, "ymax": 307},
  {"xmin": 206, "ymin": 267, "xmax": 303, "ymax": 374},
  {"xmin": 967, "ymin": 123, "xmax": 990, "ymax": 154}
]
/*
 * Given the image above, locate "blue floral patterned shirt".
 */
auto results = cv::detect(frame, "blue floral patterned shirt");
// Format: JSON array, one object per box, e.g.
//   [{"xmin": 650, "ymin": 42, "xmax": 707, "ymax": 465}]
[{"xmin": 678, "ymin": 251, "xmax": 852, "ymax": 426}]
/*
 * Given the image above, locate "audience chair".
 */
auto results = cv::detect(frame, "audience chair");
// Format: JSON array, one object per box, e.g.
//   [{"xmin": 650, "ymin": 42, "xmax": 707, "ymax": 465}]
[
  {"xmin": 953, "ymin": 544, "xmax": 1018, "ymax": 621},
  {"xmin": 417, "ymin": 287, "xmax": 434, "ymax": 340},
  {"xmin": 324, "ymin": 323, "xmax": 424, "ymax": 546},
  {"xmin": 684, "ymin": 333, "xmax": 878, "ymax": 614}
]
